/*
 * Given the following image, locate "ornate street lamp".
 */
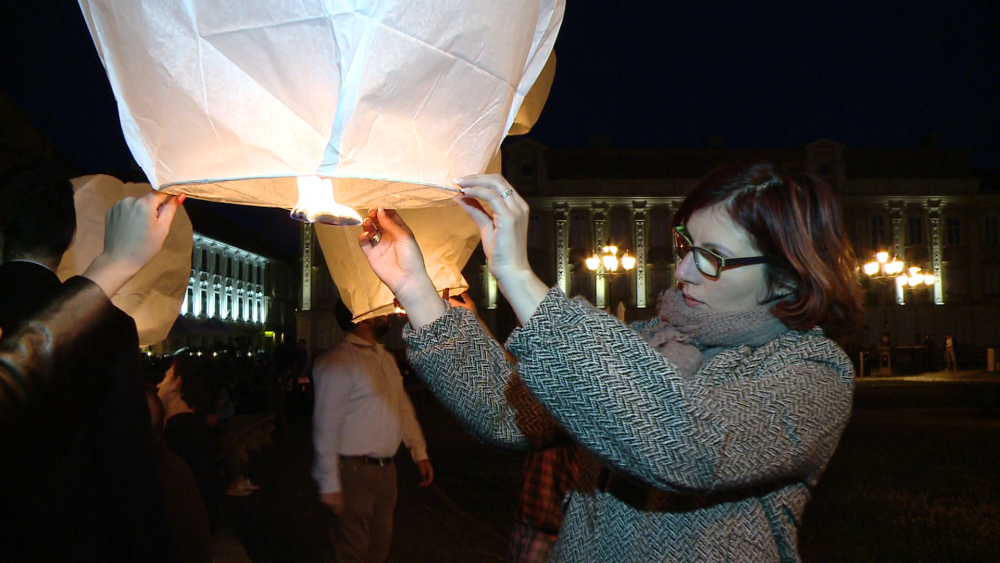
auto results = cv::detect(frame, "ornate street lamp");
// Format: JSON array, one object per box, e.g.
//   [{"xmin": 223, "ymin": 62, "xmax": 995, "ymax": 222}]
[
  {"xmin": 587, "ymin": 245, "xmax": 635, "ymax": 318},
  {"xmin": 861, "ymin": 251, "xmax": 905, "ymax": 375}
]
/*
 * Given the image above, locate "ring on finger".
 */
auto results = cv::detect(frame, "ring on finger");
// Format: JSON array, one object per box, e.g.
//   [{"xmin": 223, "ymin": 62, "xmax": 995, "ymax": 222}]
[
  {"xmin": 370, "ymin": 231, "xmax": 382, "ymax": 245},
  {"xmin": 500, "ymin": 188, "xmax": 514, "ymax": 199}
]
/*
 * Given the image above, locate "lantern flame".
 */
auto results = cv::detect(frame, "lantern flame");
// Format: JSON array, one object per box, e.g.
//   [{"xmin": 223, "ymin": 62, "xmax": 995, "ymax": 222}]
[{"xmin": 290, "ymin": 176, "xmax": 364, "ymax": 226}]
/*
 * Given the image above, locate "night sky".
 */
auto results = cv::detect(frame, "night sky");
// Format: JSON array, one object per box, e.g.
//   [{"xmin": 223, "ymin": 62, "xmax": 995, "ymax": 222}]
[{"xmin": 1, "ymin": 1, "xmax": 997, "ymax": 182}]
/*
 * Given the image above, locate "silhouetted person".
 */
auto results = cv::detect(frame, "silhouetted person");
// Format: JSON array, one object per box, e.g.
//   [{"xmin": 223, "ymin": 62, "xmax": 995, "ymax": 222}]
[
  {"xmin": 923, "ymin": 334, "xmax": 936, "ymax": 372},
  {"xmin": 0, "ymin": 179, "xmax": 183, "ymax": 563}
]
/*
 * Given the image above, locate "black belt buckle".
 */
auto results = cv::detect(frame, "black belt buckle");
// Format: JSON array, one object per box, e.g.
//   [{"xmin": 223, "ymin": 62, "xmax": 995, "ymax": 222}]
[{"xmin": 342, "ymin": 455, "xmax": 393, "ymax": 466}]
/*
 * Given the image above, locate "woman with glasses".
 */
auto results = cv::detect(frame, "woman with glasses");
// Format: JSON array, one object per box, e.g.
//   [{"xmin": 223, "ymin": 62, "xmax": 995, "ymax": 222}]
[{"xmin": 358, "ymin": 161, "xmax": 862, "ymax": 563}]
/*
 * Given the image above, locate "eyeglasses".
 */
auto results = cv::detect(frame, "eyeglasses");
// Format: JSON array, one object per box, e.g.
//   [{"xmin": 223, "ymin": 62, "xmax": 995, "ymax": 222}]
[{"xmin": 673, "ymin": 225, "xmax": 771, "ymax": 280}]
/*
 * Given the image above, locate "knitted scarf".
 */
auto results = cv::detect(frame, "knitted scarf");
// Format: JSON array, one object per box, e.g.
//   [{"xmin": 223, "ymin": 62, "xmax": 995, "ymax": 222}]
[{"xmin": 641, "ymin": 288, "xmax": 788, "ymax": 378}]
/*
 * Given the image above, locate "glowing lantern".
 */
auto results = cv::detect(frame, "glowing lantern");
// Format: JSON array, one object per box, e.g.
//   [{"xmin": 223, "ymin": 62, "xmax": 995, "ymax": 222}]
[
  {"xmin": 77, "ymin": 0, "xmax": 565, "ymax": 224},
  {"xmin": 57, "ymin": 175, "xmax": 193, "ymax": 345},
  {"xmin": 316, "ymin": 206, "xmax": 480, "ymax": 321}
]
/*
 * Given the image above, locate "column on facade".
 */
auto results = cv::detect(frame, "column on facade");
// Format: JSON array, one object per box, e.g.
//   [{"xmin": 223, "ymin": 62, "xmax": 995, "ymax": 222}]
[
  {"xmin": 301, "ymin": 223, "xmax": 313, "ymax": 311},
  {"xmin": 632, "ymin": 201, "xmax": 647, "ymax": 310},
  {"xmin": 928, "ymin": 201, "xmax": 944, "ymax": 304},
  {"xmin": 483, "ymin": 265, "xmax": 498, "ymax": 310},
  {"xmin": 891, "ymin": 203, "xmax": 905, "ymax": 305},
  {"xmin": 554, "ymin": 206, "xmax": 569, "ymax": 296},
  {"xmin": 592, "ymin": 205, "xmax": 607, "ymax": 309}
]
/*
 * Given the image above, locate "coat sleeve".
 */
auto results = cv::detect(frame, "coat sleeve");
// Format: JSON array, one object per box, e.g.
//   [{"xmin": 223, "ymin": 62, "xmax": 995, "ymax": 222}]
[
  {"xmin": 504, "ymin": 287, "xmax": 855, "ymax": 493},
  {"xmin": 0, "ymin": 277, "xmax": 118, "ymax": 428},
  {"xmin": 404, "ymin": 302, "xmax": 565, "ymax": 450}
]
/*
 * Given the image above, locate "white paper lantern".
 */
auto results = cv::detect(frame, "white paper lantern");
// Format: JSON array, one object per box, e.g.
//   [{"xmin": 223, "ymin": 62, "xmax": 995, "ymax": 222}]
[
  {"xmin": 315, "ymin": 205, "xmax": 480, "ymax": 321},
  {"xmin": 78, "ymin": 0, "xmax": 564, "ymax": 223},
  {"xmin": 58, "ymin": 175, "xmax": 193, "ymax": 345}
]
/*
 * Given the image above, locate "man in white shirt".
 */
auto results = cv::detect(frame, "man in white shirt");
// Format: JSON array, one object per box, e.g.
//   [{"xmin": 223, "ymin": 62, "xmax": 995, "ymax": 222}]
[{"xmin": 312, "ymin": 300, "xmax": 433, "ymax": 563}]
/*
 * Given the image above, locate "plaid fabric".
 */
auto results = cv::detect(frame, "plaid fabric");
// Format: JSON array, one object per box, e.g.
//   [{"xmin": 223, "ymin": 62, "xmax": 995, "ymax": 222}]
[
  {"xmin": 509, "ymin": 521, "xmax": 560, "ymax": 563},
  {"xmin": 515, "ymin": 445, "xmax": 579, "ymax": 534}
]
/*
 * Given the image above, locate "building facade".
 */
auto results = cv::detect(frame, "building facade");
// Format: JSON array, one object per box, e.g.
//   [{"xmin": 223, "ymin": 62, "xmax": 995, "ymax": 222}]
[{"xmin": 158, "ymin": 232, "xmax": 298, "ymax": 354}]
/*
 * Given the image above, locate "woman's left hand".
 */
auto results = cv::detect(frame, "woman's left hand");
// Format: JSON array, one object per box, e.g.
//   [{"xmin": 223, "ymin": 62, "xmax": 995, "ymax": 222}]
[{"xmin": 453, "ymin": 175, "xmax": 549, "ymax": 325}]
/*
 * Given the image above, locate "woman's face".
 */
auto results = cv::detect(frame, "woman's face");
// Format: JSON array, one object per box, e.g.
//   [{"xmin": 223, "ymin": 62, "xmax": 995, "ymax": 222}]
[{"xmin": 674, "ymin": 204, "xmax": 770, "ymax": 312}]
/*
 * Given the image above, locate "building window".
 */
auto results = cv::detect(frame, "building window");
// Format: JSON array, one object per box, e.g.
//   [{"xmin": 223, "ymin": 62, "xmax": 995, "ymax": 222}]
[
  {"xmin": 945, "ymin": 217, "xmax": 961, "ymax": 246},
  {"xmin": 185, "ymin": 287, "xmax": 193, "ymax": 315},
  {"xmin": 985, "ymin": 217, "xmax": 999, "ymax": 245},
  {"xmin": 870, "ymin": 214, "xmax": 887, "ymax": 248},
  {"xmin": 907, "ymin": 217, "xmax": 924, "ymax": 246},
  {"xmin": 226, "ymin": 295, "xmax": 233, "ymax": 319},
  {"xmin": 214, "ymin": 293, "xmax": 220, "ymax": 318},
  {"xmin": 212, "ymin": 254, "xmax": 219, "ymax": 275},
  {"xmin": 238, "ymin": 262, "xmax": 243, "ymax": 280},
  {"xmin": 227, "ymin": 258, "xmax": 233, "ymax": 277},
  {"xmin": 569, "ymin": 211, "xmax": 591, "ymax": 251},
  {"xmin": 945, "ymin": 268, "xmax": 966, "ymax": 295},
  {"xmin": 201, "ymin": 249, "xmax": 208, "ymax": 271},
  {"xmin": 200, "ymin": 289, "xmax": 207, "ymax": 316}
]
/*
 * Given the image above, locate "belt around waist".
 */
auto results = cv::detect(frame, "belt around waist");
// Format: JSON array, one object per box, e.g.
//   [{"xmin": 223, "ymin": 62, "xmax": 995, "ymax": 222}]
[{"xmin": 340, "ymin": 455, "xmax": 394, "ymax": 466}]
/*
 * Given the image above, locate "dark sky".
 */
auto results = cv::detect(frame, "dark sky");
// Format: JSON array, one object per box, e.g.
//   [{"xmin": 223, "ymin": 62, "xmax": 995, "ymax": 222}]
[{"xmin": 1, "ymin": 1, "xmax": 998, "ymax": 177}]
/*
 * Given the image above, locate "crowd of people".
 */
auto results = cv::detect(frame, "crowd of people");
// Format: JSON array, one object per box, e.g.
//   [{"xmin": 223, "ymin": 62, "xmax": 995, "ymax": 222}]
[{"xmin": 1, "ymin": 158, "xmax": 864, "ymax": 563}]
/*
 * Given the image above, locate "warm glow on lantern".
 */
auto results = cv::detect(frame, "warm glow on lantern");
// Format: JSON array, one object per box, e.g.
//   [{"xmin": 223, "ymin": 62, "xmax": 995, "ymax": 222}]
[
  {"xmin": 586, "ymin": 255, "xmax": 601, "ymax": 271},
  {"xmin": 863, "ymin": 262, "xmax": 880, "ymax": 276},
  {"xmin": 876, "ymin": 251, "xmax": 889, "ymax": 263},
  {"xmin": 291, "ymin": 176, "xmax": 364, "ymax": 226},
  {"xmin": 621, "ymin": 252, "xmax": 636, "ymax": 271}
]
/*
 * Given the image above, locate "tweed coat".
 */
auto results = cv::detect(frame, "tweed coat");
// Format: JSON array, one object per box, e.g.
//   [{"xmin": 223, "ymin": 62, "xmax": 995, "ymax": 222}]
[{"xmin": 404, "ymin": 288, "xmax": 854, "ymax": 563}]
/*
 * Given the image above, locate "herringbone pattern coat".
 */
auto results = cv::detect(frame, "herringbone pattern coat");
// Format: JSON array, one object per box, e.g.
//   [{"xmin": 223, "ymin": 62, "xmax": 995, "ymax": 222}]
[{"xmin": 405, "ymin": 289, "xmax": 854, "ymax": 562}]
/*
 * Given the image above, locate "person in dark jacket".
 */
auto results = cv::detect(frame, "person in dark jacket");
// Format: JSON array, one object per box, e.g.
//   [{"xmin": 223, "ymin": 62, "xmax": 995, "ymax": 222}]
[{"xmin": 0, "ymin": 175, "xmax": 183, "ymax": 563}]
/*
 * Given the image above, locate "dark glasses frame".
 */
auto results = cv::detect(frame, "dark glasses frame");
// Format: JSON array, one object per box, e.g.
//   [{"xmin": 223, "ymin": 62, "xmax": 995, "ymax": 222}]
[{"xmin": 673, "ymin": 225, "xmax": 771, "ymax": 280}]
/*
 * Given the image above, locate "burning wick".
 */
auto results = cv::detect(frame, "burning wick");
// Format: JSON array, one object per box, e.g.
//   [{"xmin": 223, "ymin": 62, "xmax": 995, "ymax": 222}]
[{"xmin": 290, "ymin": 176, "xmax": 364, "ymax": 226}]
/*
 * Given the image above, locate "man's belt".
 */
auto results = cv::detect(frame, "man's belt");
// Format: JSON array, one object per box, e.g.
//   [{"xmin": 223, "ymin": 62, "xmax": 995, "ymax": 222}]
[{"xmin": 340, "ymin": 454, "xmax": 394, "ymax": 466}]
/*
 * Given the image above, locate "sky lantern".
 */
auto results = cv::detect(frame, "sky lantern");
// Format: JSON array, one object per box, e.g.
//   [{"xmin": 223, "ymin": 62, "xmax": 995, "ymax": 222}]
[
  {"xmin": 77, "ymin": 0, "xmax": 565, "ymax": 225},
  {"xmin": 58, "ymin": 175, "xmax": 193, "ymax": 345}
]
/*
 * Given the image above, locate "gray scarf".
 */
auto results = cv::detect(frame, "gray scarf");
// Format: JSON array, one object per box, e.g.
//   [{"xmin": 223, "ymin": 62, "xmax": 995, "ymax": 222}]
[{"xmin": 641, "ymin": 289, "xmax": 788, "ymax": 378}]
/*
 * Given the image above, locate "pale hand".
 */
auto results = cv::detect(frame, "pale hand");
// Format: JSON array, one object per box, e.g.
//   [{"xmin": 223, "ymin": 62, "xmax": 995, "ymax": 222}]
[
  {"xmin": 416, "ymin": 459, "xmax": 434, "ymax": 487},
  {"xmin": 83, "ymin": 191, "xmax": 184, "ymax": 297},
  {"xmin": 453, "ymin": 175, "xmax": 549, "ymax": 325},
  {"xmin": 357, "ymin": 208, "xmax": 443, "ymax": 327},
  {"xmin": 226, "ymin": 476, "xmax": 260, "ymax": 497},
  {"xmin": 320, "ymin": 491, "xmax": 344, "ymax": 515},
  {"xmin": 453, "ymin": 174, "xmax": 532, "ymax": 286}
]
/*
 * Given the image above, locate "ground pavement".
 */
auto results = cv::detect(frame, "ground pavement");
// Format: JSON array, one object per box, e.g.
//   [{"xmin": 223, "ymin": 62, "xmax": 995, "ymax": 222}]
[{"xmin": 214, "ymin": 368, "xmax": 1000, "ymax": 563}]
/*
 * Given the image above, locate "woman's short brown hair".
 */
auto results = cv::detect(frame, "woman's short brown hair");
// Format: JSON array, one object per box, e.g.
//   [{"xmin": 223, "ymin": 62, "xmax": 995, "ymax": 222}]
[{"xmin": 673, "ymin": 161, "xmax": 863, "ymax": 341}]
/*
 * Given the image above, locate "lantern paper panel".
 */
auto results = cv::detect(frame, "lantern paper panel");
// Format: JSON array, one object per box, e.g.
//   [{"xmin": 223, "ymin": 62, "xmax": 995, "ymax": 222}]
[
  {"xmin": 78, "ymin": 0, "xmax": 565, "ymax": 212},
  {"xmin": 58, "ymin": 175, "xmax": 193, "ymax": 345},
  {"xmin": 315, "ymin": 205, "xmax": 480, "ymax": 321}
]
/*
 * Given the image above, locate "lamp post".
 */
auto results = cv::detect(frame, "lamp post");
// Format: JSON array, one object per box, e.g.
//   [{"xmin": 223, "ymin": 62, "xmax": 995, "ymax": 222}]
[
  {"xmin": 862, "ymin": 251, "xmax": 905, "ymax": 376},
  {"xmin": 586, "ymin": 245, "xmax": 635, "ymax": 319},
  {"xmin": 897, "ymin": 266, "xmax": 936, "ymax": 359},
  {"xmin": 862, "ymin": 251, "xmax": 906, "ymax": 342}
]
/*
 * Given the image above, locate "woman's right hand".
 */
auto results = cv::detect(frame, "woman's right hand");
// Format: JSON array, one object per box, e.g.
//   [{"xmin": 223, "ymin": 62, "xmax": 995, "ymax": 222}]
[{"xmin": 358, "ymin": 208, "xmax": 444, "ymax": 327}]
